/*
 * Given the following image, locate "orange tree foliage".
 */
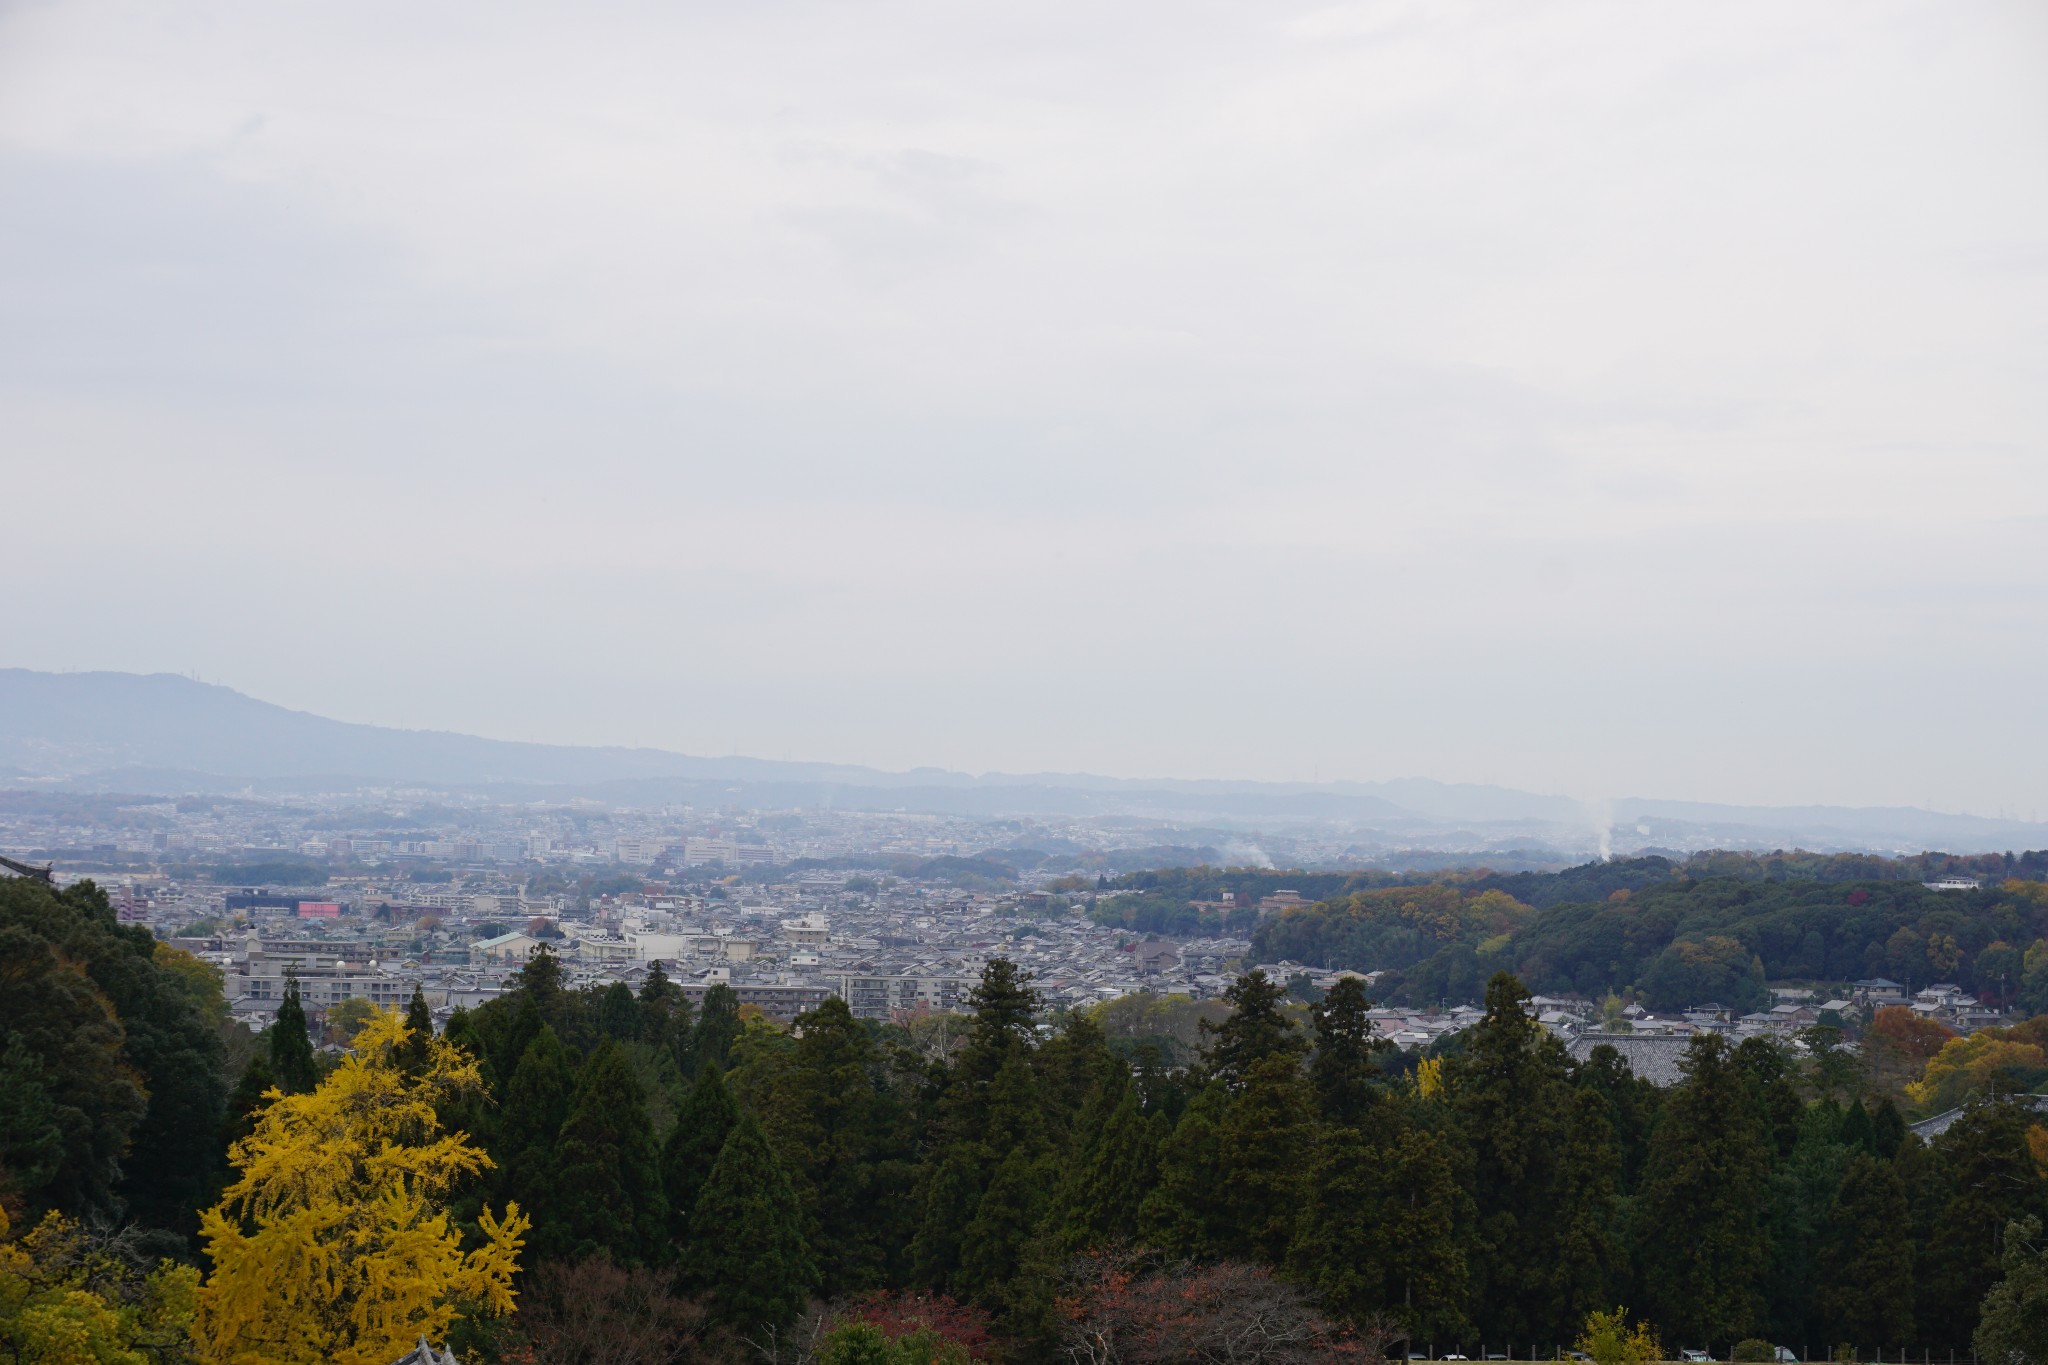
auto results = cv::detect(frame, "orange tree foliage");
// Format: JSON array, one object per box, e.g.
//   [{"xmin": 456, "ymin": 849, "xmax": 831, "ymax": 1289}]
[
  {"xmin": 194, "ymin": 1008, "xmax": 528, "ymax": 1365},
  {"xmin": 1909, "ymin": 1017, "xmax": 2048, "ymax": 1114}
]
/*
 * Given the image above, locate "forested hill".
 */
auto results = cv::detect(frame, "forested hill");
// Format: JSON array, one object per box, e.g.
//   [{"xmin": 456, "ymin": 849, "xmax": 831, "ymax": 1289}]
[
  {"xmin": 1094, "ymin": 850, "xmax": 2048, "ymax": 1012},
  {"xmin": 1236, "ymin": 855, "xmax": 2048, "ymax": 1015}
]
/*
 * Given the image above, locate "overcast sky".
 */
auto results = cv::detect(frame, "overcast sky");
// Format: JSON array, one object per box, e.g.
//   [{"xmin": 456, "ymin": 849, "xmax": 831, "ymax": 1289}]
[{"xmin": 3, "ymin": 0, "xmax": 2045, "ymax": 814}]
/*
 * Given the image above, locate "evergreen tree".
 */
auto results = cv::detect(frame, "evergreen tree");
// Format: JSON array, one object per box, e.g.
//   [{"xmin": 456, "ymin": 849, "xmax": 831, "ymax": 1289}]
[
  {"xmin": 1309, "ymin": 975, "xmax": 1390, "ymax": 1126},
  {"xmin": 1837, "ymin": 1098, "xmax": 1877, "ymax": 1156},
  {"xmin": 396, "ymin": 986, "xmax": 434, "ymax": 1077},
  {"xmin": 269, "ymin": 973, "xmax": 319, "ymax": 1096},
  {"xmin": 495, "ymin": 1025, "xmax": 577, "ymax": 1230},
  {"xmin": 434, "ymin": 1006, "xmax": 497, "ymax": 1157},
  {"xmin": 1869, "ymin": 1096, "xmax": 1907, "ymax": 1160},
  {"xmin": 661, "ymin": 1061, "xmax": 738, "ymax": 1251},
  {"xmin": 687, "ymin": 1112, "xmax": 818, "ymax": 1331},
  {"xmin": 944, "ymin": 958, "xmax": 1042, "ymax": 1123},
  {"xmin": 515, "ymin": 944, "xmax": 567, "ymax": 1018},
  {"xmin": 547, "ymin": 1039, "xmax": 667, "ymax": 1266},
  {"xmin": 693, "ymin": 983, "xmax": 741, "ymax": 1074},
  {"xmin": 1735, "ymin": 1037, "xmax": 1804, "ymax": 1160},
  {"xmin": 1214, "ymin": 1054, "xmax": 1314, "ymax": 1265},
  {"xmin": 1574, "ymin": 1042, "xmax": 1661, "ymax": 1193},
  {"xmin": 1032, "ymin": 1012, "xmax": 1119, "ymax": 1142},
  {"xmin": 1138, "ymin": 1083, "xmax": 1231, "ymax": 1259},
  {"xmin": 1201, "ymin": 971, "xmax": 1306, "ymax": 1088},
  {"xmin": 1287, "ymin": 1120, "xmax": 1469, "ymax": 1337},
  {"xmin": 1450, "ymin": 973, "xmax": 1600, "ymax": 1345},
  {"xmin": 1974, "ymin": 1215, "xmax": 2048, "ymax": 1365},
  {"xmin": 1919, "ymin": 1100, "xmax": 2048, "ymax": 1347},
  {"xmin": 1046, "ymin": 1079, "xmax": 1158, "ymax": 1254},
  {"xmin": 1761, "ymin": 1103, "xmax": 1856, "ymax": 1348},
  {"xmin": 597, "ymin": 981, "xmax": 640, "ymax": 1042},
  {"xmin": 0, "ymin": 1036, "xmax": 66, "ymax": 1198},
  {"xmin": 217, "ymin": 1052, "xmax": 276, "ymax": 1158},
  {"xmin": 783, "ymin": 996, "xmax": 910, "ymax": 1295},
  {"xmin": 957, "ymin": 1142, "xmax": 1050, "ymax": 1309},
  {"xmin": 1551, "ymin": 1084, "xmax": 1623, "ymax": 1330},
  {"xmin": 1816, "ymin": 1154, "xmax": 1914, "ymax": 1348},
  {"xmin": 909, "ymin": 1144, "xmax": 983, "ymax": 1290},
  {"xmin": 1638, "ymin": 1034, "xmax": 1772, "ymax": 1346},
  {"xmin": 638, "ymin": 960, "xmax": 691, "ymax": 1062}
]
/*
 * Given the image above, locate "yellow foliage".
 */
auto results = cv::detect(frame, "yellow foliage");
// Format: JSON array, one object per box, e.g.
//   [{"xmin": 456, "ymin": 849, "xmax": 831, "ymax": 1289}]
[
  {"xmin": 1415, "ymin": 1055, "xmax": 1445, "ymax": 1100},
  {"xmin": 195, "ymin": 1008, "xmax": 528, "ymax": 1365},
  {"xmin": 1574, "ymin": 1307, "xmax": 1660, "ymax": 1365},
  {"xmin": 0, "ymin": 1206, "xmax": 199, "ymax": 1365},
  {"xmin": 2002, "ymin": 879, "xmax": 2048, "ymax": 910},
  {"xmin": 1906, "ymin": 1029, "xmax": 2048, "ymax": 1113},
  {"xmin": 2028, "ymin": 1123, "xmax": 2048, "ymax": 1181}
]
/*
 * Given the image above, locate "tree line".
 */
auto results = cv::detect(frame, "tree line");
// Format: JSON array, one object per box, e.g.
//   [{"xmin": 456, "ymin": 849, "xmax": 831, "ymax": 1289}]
[
  {"xmin": 1249, "ymin": 867, "xmax": 2048, "ymax": 1013},
  {"xmin": 5, "ymin": 873, "xmax": 2048, "ymax": 1364}
]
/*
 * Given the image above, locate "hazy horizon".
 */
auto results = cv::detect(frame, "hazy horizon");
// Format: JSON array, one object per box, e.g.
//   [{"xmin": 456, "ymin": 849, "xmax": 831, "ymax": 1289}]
[{"xmin": 4, "ymin": 1, "xmax": 2044, "ymax": 814}]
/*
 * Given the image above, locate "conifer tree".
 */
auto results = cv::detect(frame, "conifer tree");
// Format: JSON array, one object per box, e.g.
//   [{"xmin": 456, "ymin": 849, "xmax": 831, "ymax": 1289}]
[
  {"xmin": 1201, "ymin": 971, "xmax": 1306, "ymax": 1089},
  {"xmin": 1214, "ymin": 1054, "xmax": 1314, "ymax": 1265},
  {"xmin": 1032, "ymin": 1012, "xmax": 1119, "ymax": 1142},
  {"xmin": 638, "ymin": 961, "xmax": 691, "ymax": 1062},
  {"xmin": 693, "ymin": 983, "xmax": 741, "ymax": 1074},
  {"xmin": 1837, "ymin": 1098, "xmax": 1877, "ymax": 1155},
  {"xmin": 957, "ymin": 1142, "xmax": 1050, "ymax": 1309},
  {"xmin": 785, "ymin": 997, "xmax": 907, "ymax": 1295},
  {"xmin": 1869, "ymin": 1096, "xmax": 1907, "ymax": 1160},
  {"xmin": 661, "ymin": 1061, "xmax": 738, "ymax": 1251},
  {"xmin": 1974, "ymin": 1215, "xmax": 2048, "ymax": 1365},
  {"xmin": 548, "ymin": 1038, "xmax": 667, "ymax": 1266},
  {"xmin": 687, "ymin": 1112, "xmax": 818, "ymax": 1331},
  {"xmin": 1551, "ymin": 1085, "xmax": 1623, "ymax": 1330},
  {"xmin": 597, "ymin": 981, "xmax": 640, "ymax": 1042},
  {"xmin": 1735, "ymin": 1037, "xmax": 1803, "ymax": 1160},
  {"xmin": 495, "ymin": 1025, "xmax": 576, "ymax": 1231},
  {"xmin": 434, "ymin": 1006, "xmax": 496, "ymax": 1155},
  {"xmin": 396, "ymin": 986, "xmax": 434, "ymax": 1077},
  {"xmin": 1046, "ymin": 1079, "xmax": 1158, "ymax": 1254},
  {"xmin": 909, "ymin": 1144, "xmax": 982, "ymax": 1291},
  {"xmin": 1638, "ymin": 1034, "xmax": 1772, "ymax": 1345},
  {"xmin": 219, "ymin": 1052, "xmax": 277, "ymax": 1158},
  {"xmin": 1309, "ymin": 975, "xmax": 1390, "ymax": 1126},
  {"xmin": 269, "ymin": 972, "xmax": 319, "ymax": 1095},
  {"xmin": 1287, "ymin": 1121, "xmax": 1469, "ymax": 1337},
  {"xmin": 1574, "ymin": 1042, "xmax": 1661, "ymax": 1193},
  {"xmin": 1816, "ymin": 1154, "xmax": 1914, "ymax": 1347},
  {"xmin": 1919, "ymin": 1100, "xmax": 2048, "ymax": 1346},
  {"xmin": 1450, "ymin": 973, "xmax": 1591, "ymax": 1345},
  {"xmin": 1138, "ymin": 1083, "xmax": 1231, "ymax": 1259}
]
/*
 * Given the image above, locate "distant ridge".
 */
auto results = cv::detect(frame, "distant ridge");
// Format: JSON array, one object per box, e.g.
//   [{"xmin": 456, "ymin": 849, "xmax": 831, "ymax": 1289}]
[{"xmin": 1, "ymin": 669, "xmax": 2042, "ymax": 852}]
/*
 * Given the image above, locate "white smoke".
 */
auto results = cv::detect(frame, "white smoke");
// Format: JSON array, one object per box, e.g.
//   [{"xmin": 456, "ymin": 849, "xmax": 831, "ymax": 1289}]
[
  {"xmin": 1580, "ymin": 796, "xmax": 1615, "ymax": 861},
  {"xmin": 1220, "ymin": 840, "xmax": 1275, "ymax": 869}
]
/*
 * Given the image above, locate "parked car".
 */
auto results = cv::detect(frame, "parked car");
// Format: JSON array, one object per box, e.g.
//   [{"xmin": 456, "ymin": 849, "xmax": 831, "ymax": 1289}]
[
  {"xmin": 1774, "ymin": 1351, "xmax": 1797, "ymax": 1363},
  {"xmin": 1681, "ymin": 1352, "xmax": 1712, "ymax": 1362}
]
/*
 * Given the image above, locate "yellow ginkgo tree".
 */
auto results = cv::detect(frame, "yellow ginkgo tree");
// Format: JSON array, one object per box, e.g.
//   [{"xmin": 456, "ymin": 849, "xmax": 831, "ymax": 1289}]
[{"xmin": 195, "ymin": 1007, "xmax": 528, "ymax": 1365}]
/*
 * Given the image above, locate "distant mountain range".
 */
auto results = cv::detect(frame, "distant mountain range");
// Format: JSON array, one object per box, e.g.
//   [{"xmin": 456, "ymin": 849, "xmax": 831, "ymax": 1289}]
[{"xmin": 2, "ymin": 668, "xmax": 2041, "ymax": 855}]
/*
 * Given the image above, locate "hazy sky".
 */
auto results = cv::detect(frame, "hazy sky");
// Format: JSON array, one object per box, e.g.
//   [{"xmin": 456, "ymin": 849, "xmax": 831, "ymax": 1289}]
[{"xmin": 4, "ymin": 0, "xmax": 2046, "ymax": 814}]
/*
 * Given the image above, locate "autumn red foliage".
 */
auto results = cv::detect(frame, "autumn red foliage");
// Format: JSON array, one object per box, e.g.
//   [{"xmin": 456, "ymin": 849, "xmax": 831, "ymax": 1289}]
[
  {"xmin": 836, "ymin": 1290, "xmax": 996, "ymax": 1356},
  {"xmin": 1057, "ymin": 1250, "xmax": 1377, "ymax": 1364}
]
